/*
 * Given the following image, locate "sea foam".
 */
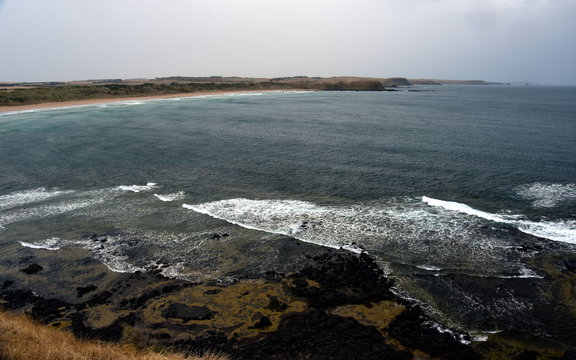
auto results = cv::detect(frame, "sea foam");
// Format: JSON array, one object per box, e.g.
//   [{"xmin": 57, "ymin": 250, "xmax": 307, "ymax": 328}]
[
  {"xmin": 154, "ymin": 191, "xmax": 185, "ymax": 202},
  {"xmin": 117, "ymin": 182, "xmax": 158, "ymax": 193},
  {"xmin": 0, "ymin": 183, "xmax": 159, "ymax": 229},
  {"xmin": 19, "ymin": 237, "xmax": 65, "ymax": 251},
  {"xmin": 0, "ymin": 188, "xmax": 75, "ymax": 211},
  {"xmin": 422, "ymin": 196, "xmax": 576, "ymax": 244},
  {"xmin": 0, "ymin": 199, "xmax": 101, "ymax": 228},
  {"xmin": 183, "ymin": 197, "xmax": 549, "ymax": 278},
  {"xmin": 516, "ymin": 183, "xmax": 576, "ymax": 208}
]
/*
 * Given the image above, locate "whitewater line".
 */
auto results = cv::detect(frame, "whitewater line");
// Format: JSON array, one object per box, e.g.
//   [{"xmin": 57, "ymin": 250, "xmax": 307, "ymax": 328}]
[{"xmin": 422, "ymin": 196, "xmax": 576, "ymax": 244}]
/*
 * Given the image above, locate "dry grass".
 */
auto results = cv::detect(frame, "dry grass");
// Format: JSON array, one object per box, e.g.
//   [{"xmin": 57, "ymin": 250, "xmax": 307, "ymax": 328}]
[{"xmin": 0, "ymin": 310, "xmax": 228, "ymax": 360}]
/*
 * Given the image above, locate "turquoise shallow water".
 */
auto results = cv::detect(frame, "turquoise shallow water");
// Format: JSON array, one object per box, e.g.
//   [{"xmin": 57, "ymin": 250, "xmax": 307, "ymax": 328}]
[{"xmin": 1, "ymin": 86, "xmax": 576, "ymax": 336}]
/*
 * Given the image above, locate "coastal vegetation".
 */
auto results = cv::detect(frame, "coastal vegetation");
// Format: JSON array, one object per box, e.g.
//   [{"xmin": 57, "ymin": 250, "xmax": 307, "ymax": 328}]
[
  {"xmin": 0, "ymin": 76, "xmax": 509, "ymax": 107},
  {"xmin": 0, "ymin": 82, "xmax": 296, "ymax": 106},
  {"xmin": 0, "ymin": 310, "xmax": 228, "ymax": 360},
  {"xmin": 0, "ymin": 76, "xmax": 419, "ymax": 107}
]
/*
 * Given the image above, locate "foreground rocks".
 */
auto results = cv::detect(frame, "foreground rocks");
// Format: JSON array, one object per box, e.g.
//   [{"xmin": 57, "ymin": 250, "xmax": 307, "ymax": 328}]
[{"xmin": 0, "ymin": 243, "xmax": 482, "ymax": 360}]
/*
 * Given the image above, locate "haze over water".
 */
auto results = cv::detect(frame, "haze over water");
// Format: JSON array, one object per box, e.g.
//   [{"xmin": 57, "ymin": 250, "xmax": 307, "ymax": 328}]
[{"xmin": 1, "ymin": 85, "xmax": 576, "ymax": 337}]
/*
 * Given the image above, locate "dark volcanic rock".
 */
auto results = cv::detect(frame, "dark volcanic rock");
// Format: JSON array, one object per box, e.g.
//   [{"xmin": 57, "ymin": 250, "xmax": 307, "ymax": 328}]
[
  {"xmin": 249, "ymin": 315, "xmax": 272, "ymax": 329},
  {"xmin": 513, "ymin": 350, "xmax": 540, "ymax": 360},
  {"xmin": 76, "ymin": 284, "xmax": 98, "ymax": 298},
  {"xmin": 127, "ymin": 290, "xmax": 161, "ymax": 310},
  {"xmin": 563, "ymin": 259, "xmax": 576, "ymax": 273},
  {"xmin": 162, "ymin": 303, "xmax": 215, "ymax": 322},
  {"xmin": 1, "ymin": 279, "xmax": 14, "ymax": 290},
  {"xmin": 291, "ymin": 251, "xmax": 393, "ymax": 309},
  {"xmin": 20, "ymin": 263, "xmax": 43, "ymax": 274},
  {"xmin": 0, "ymin": 244, "xmax": 481, "ymax": 360},
  {"xmin": 30, "ymin": 297, "xmax": 70, "ymax": 323},
  {"xmin": 0, "ymin": 287, "xmax": 70, "ymax": 323},
  {"xmin": 388, "ymin": 306, "xmax": 480, "ymax": 360},
  {"xmin": 203, "ymin": 289, "xmax": 222, "ymax": 295},
  {"xmin": 84, "ymin": 290, "xmax": 113, "ymax": 307},
  {"xmin": 564, "ymin": 348, "xmax": 576, "ymax": 360},
  {"xmin": 266, "ymin": 296, "xmax": 288, "ymax": 312},
  {"xmin": 0, "ymin": 289, "xmax": 42, "ymax": 310},
  {"xmin": 234, "ymin": 311, "xmax": 411, "ymax": 360}
]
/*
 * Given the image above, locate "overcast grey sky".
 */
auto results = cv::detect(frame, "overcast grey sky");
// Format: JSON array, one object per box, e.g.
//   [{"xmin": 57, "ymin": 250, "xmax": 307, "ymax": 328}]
[{"xmin": 1, "ymin": 0, "xmax": 575, "ymax": 84}]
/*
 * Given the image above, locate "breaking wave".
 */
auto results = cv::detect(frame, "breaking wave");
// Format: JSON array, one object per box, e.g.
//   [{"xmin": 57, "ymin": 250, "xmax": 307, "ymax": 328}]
[
  {"xmin": 183, "ymin": 197, "xmax": 567, "ymax": 278},
  {"xmin": 422, "ymin": 196, "xmax": 576, "ymax": 244},
  {"xmin": 154, "ymin": 191, "xmax": 185, "ymax": 202},
  {"xmin": 117, "ymin": 182, "xmax": 157, "ymax": 193},
  {"xmin": 0, "ymin": 183, "xmax": 159, "ymax": 228},
  {"xmin": 0, "ymin": 188, "xmax": 75, "ymax": 211},
  {"xmin": 20, "ymin": 237, "xmax": 64, "ymax": 251}
]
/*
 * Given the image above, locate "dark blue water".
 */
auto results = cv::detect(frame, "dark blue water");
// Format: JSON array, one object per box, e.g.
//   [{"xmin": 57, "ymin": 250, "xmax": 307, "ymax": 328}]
[{"xmin": 1, "ymin": 86, "xmax": 576, "ymax": 336}]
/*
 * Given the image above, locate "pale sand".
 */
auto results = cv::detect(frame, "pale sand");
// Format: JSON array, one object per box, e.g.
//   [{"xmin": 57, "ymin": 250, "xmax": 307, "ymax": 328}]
[{"xmin": 0, "ymin": 89, "xmax": 306, "ymax": 114}]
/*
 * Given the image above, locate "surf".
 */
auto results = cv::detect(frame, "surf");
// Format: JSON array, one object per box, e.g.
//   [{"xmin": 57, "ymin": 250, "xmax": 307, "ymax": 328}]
[
  {"xmin": 183, "ymin": 197, "xmax": 555, "ymax": 278},
  {"xmin": 422, "ymin": 196, "xmax": 576, "ymax": 244}
]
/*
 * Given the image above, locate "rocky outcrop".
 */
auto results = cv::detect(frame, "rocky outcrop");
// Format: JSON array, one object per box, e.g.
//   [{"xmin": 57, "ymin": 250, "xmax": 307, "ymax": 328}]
[{"xmin": 0, "ymin": 243, "xmax": 479, "ymax": 360}]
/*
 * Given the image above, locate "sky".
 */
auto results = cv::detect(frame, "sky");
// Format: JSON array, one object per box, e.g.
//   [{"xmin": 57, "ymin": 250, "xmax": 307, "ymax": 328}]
[{"xmin": 0, "ymin": 0, "xmax": 575, "ymax": 84}]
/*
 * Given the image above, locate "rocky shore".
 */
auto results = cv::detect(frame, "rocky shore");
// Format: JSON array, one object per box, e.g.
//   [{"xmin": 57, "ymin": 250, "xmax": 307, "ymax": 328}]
[{"xmin": 0, "ymin": 235, "xmax": 481, "ymax": 360}]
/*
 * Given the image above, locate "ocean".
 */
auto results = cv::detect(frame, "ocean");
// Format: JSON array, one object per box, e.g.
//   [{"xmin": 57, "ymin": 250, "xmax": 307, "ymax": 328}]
[{"xmin": 1, "ymin": 86, "xmax": 575, "ymax": 341}]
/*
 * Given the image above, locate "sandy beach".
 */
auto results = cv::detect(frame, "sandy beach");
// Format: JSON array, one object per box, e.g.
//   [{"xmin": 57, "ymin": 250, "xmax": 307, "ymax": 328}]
[{"xmin": 0, "ymin": 89, "xmax": 302, "ymax": 114}]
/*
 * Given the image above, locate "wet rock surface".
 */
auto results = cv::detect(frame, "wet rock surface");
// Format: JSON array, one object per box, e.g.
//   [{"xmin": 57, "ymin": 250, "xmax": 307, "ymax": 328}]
[
  {"xmin": 230, "ymin": 311, "xmax": 412, "ymax": 360},
  {"xmin": 2, "ymin": 237, "xmax": 574, "ymax": 359},
  {"xmin": 76, "ymin": 284, "xmax": 98, "ymax": 298}
]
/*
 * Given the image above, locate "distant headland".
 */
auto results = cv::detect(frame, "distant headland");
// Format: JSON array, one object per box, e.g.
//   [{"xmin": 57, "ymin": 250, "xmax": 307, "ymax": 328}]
[{"xmin": 0, "ymin": 76, "xmax": 509, "ymax": 111}]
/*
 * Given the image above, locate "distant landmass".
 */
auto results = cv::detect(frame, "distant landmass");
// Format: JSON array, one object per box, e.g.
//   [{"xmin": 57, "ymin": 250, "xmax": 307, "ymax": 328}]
[
  {"xmin": 409, "ymin": 79, "xmax": 510, "ymax": 86},
  {"xmin": 0, "ymin": 76, "xmax": 509, "ymax": 107}
]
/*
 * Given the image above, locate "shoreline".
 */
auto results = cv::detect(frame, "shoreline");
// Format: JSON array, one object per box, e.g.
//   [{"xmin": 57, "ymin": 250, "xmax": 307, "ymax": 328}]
[{"xmin": 0, "ymin": 89, "xmax": 308, "ymax": 114}]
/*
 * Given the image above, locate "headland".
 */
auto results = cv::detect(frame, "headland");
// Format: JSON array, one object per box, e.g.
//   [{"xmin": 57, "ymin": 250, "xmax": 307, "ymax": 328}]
[{"xmin": 0, "ymin": 75, "xmax": 508, "ymax": 113}]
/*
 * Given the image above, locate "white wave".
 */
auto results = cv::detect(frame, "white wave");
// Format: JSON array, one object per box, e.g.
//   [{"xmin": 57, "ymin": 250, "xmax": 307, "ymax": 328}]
[
  {"xmin": 184, "ymin": 199, "xmax": 355, "ymax": 251},
  {"xmin": 0, "ymin": 199, "xmax": 102, "ymax": 228},
  {"xmin": 427, "ymin": 321, "xmax": 472, "ymax": 345},
  {"xmin": 470, "ymin": 330, "xmax": 503, "ymax": 342},
  {"xmin": 183, "ymin": 198, "xmax": 545, "ymax": 277},
  {"xmin": 0, "ymin": 183, "xmax": 156, "ymax": 228},
  {"xmin": 422, "ymin": 196, "xmax": 518, "ymax": 223},
  {"xmin": 0, "ymin": 103, "xmax": 107, "ymax": 117},
  {"xmin": 499, "ymin": 267, "xmax": 543, "ymax": 279},
  {"xmin": 341, "ymin": 243, "xmax": 364, "ymax": 254},
  {"xmin": 225, "ymin": 92, "xmax": 265, "ymax": 97},
  {"xmin": 19, "ymin": 237, "xmax": 65, "ymax": 251},
  {"xmin": 75, "ymin": 230, "xmax": 237, "ymax": 277},
  {"xmin": 154, "ymin": 191, "xmax": 185, "ymax": 202},
  {"xmin": 0, "ymin": 188, "xmax": 74, "ymax": 211},
  {"xmin": 0, "ymin": 90, "xmax": 318, "ymax": 118},
  {"xmin": 280, "ymin": 90, "xmax": 317, "ymax": 94},
  {"xmin": 17, "ymin": 234, "xmax": 144, "ymax": 273},
  {"xmin": 122, "ymin": 100, "xmax": 145, "ymax": 105},
  {"xmin": 82, "ymin": 234, "xmax": 145, "ymax": 273},
  {"xmin": 117, "ymin": 182, "xmax": 157, "ymax": 193},
  {"xmin": 416, "ymin": 264, "xmax": 442, "ymax": 271},
  {"xmin": 516, "ymin": 183, "xmax": 576, "ymax": 208},
  {"xmin": 0, "ymin": 109, "xmax": 40, "ymax": 117},
  {"xmin": 516, "ymin": 219, "xmax": 576, "ymax": 244},
  {"xmin": 0, "ymin": 107, "xmax": 68, "ymax": 117},
  {"xmin": 422, "ymin": 196, "xmax": 576, "ymax": 244}
]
